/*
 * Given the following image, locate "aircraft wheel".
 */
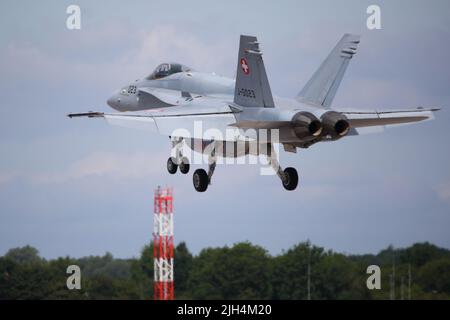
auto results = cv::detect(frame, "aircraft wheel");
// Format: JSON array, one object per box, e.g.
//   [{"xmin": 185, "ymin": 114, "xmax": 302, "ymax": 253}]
[
  {"xmin": 282, "ymin": 167, "xmax": 298, "ymax": 191},
  {"xmin": 167, "ymin": 157, "xmax": 178, "ymax": 174},
  {"xmin": 193, "ymin": 169, "xmax": 208, "ymax": 192},
  {"xmin": 179, "ymin": 158, "xmax": 190, "ymax": 174}
]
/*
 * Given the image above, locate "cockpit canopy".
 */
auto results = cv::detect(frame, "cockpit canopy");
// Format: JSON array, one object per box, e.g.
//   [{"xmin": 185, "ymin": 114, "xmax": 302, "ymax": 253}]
[{"xmin": 147, "ymin": 63, "xmax": 192, "ymax": 80}]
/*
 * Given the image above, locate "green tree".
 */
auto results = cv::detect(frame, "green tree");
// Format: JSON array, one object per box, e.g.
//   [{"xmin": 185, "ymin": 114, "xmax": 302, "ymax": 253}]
[
  {"xmin": 272, "ymin": 242, "xmax": 324, "ymax": 299},
  {"xmin": 2, "ymin": 241, "xmax": 450, "ymax": 300},
  {"xmin": 401, "ymin": 242, "xmax": 450, "ymax": 267},
  {"xmin": 78, "ymin": 253, "xmax": 131, "ymax": 279},
  {"xmin": 314, "ymin": 253, "xmax": 368, "ymax": 299},
  {"xmin": 4, "ymin": 246, "xmax": 42, "ymax": 264},
  {"xmin": 130, "ymin": 242, "xmax": 154, "ymax": 299},
  {"xmin": 418, "ymin": 258, "xmax": 450, "ymax": 295},
  {"xmin": 188, "ymin": 242, "xmax": 272, "ymax": 299},
  {"xmin": 174, "ymin": 242, "xmax": 193, "ymax": 298}
]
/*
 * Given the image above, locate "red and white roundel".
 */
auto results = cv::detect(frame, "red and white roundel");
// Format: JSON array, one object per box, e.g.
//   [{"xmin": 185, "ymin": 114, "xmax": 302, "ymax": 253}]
[{"xmin": 240, "ymin": 58, "xmax": 250, "ymax": 75}]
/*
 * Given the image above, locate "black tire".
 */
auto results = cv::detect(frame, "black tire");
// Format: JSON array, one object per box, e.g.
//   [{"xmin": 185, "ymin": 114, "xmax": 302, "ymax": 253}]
[
  {"xmin": 167, "ymin": 157, "xmax": 178, "ymax": 174},
  {"xmin": 193, "ymin": 169, "xmax": 209, "ymax": 192},
  {"xmin": 282, "ymin": 167, "xmax": 298, "ymax": 191},
  {"xmin": 179, "ymin": 157, "xmax": 190, "ymax": 174}
]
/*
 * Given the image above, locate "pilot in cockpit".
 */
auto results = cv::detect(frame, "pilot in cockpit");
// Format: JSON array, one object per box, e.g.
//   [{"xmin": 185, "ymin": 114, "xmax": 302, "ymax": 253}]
[{"xmin": 147, "ymin": 63, "xmax": 192, "ymax": 80}]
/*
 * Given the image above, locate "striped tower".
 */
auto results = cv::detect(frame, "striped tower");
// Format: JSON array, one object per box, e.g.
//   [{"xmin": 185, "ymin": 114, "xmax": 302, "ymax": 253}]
[{"xmin": 153, "ymin": 186, "xmax": 174, "ymax": 300}]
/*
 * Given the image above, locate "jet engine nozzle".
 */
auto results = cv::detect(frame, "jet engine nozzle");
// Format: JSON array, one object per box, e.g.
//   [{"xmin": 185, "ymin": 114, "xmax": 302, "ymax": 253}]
[
  {"xmin": 320, "ymin": 111, "xmax": 350, "ymax": 138},
  {"xmin": 292, "ymin": 112, "xmax": 323, "ymax": 139}
]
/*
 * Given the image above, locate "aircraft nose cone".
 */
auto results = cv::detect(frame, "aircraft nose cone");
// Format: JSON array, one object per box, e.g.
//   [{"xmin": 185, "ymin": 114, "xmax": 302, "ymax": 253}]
[{"xmin": 107, "ymin": 95, "xmax": 120, "ymax": 109}]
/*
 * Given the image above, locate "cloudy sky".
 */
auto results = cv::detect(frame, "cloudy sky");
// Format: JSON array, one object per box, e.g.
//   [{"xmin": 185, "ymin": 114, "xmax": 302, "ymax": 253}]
[{"xmin": 1, "ymin": 0, "xmax": 449, "ymax": 259}]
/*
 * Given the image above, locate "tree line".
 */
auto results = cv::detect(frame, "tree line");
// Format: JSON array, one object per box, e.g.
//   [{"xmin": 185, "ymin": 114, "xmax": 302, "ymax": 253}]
[{"xmin": 0, "ymin": 241, "xmax": 449, "ymax": 299}]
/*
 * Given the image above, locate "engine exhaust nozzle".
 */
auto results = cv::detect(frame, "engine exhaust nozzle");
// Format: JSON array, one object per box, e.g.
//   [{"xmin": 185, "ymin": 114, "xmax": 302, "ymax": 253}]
[
  {"xmin": 320, "ymin": 111, "xmax": 350, "ymax": 138},
  {"xmin": 292, "ymin": 112, "xmax": 323, "ymax": 139}
]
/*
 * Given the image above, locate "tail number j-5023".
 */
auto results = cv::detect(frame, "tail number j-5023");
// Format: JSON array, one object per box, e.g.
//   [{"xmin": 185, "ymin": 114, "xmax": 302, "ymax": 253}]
[{"xmin": 238, "ymin": 88, "xmax": 256, "ymax": 99}]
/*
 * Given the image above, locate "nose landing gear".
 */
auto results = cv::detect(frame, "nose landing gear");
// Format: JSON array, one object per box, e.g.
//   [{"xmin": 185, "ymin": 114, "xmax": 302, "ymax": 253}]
[
  {"xmin": 167, "ymin": 157, "xmax": 178, "ymax": 174},
  {"xmin": 166, "ymin": 156, "xmax": 190, "ymax": 175},
  {"xmin": 166, "ymin": 137, "xmax": 190, "ymax": 175},
  {"xmin": 179, "ymin": 158, "xmax": 190, "ymax": 174}
]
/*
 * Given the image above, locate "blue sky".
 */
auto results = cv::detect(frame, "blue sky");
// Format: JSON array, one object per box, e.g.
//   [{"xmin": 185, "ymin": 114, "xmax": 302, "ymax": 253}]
[{"xmin": 1, "ymin": 0, "xmax": 449, "ymax": 259}]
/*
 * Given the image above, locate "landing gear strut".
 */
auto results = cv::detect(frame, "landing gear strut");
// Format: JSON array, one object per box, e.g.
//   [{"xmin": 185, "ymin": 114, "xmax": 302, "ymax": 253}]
[{"xmin": 262, "ymin": 143, "xmax": 299, "ymax": 191}]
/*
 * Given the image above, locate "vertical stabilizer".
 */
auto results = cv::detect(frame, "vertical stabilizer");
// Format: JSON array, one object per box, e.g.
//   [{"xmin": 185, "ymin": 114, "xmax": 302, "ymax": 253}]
[
  {"xmin": 234, "ymin": 35, "xmax": 275, "ymax": 108},
  {"xmin": 297, "ymin": 34, "xmax": 360, "ymax": 107}
]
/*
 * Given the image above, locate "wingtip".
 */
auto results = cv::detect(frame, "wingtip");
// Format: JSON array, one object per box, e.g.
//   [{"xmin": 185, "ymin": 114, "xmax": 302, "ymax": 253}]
[
  {"xmin": 66, "ymin": 111, "xmax": 105, "ymax": 118},
  {"xmin": 417, "ymin": 106, "xmax": 441, "ymax": 112}
]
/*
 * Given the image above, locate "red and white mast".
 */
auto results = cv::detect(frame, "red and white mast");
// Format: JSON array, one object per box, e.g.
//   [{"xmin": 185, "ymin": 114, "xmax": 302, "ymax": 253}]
[{"xmin": 153, "ymin": 186, "xmax": 174, "ymax": 300}]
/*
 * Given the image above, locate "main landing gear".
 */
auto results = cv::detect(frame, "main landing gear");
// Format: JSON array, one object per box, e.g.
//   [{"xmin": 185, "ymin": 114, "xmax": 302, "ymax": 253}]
[
  {"xmin": 192, "ymin": 144, "xmax": 216, "ymax": 192},
  {"xmin": 262, "ymin": 143, "xmax": 299, "ymax": 191},
  {"xmin": 192, "ymin": 169, "xmax": 208, "ymax": 192},
  {"xmin": 282, "ymin": 167, "xmax": 299, "ymax": 191},
  {"xmin": 166, "ymin": 139, "xmax": 299, "ymax": 192}
]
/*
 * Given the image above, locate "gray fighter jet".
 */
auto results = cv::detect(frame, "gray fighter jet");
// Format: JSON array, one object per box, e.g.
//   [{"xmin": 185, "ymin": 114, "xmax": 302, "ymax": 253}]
[{"xmin": 69, "ymin": 34, "xmax": 439, "ymax": 192}]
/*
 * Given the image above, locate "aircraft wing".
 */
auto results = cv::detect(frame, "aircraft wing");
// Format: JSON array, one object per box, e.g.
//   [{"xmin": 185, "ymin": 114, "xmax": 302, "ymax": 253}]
[
  {"xmin": 341, "ymin": 107, "xmax": 440, "ymax": 135},
  {"xmin": 68, "ymin": 104, "xmax": 240, "ymax": 141}
]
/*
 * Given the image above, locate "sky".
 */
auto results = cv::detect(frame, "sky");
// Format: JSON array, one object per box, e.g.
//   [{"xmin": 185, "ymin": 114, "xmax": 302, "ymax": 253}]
[{"xmin": 0, "ymin": 0, "xmax": 449, "ymax": 259}]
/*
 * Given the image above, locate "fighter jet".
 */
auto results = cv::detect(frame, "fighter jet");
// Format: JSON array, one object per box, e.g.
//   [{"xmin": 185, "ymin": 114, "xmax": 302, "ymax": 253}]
[{"xmin": 68, "ymin": 34, "xmax": 439, "ymax": 192}]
